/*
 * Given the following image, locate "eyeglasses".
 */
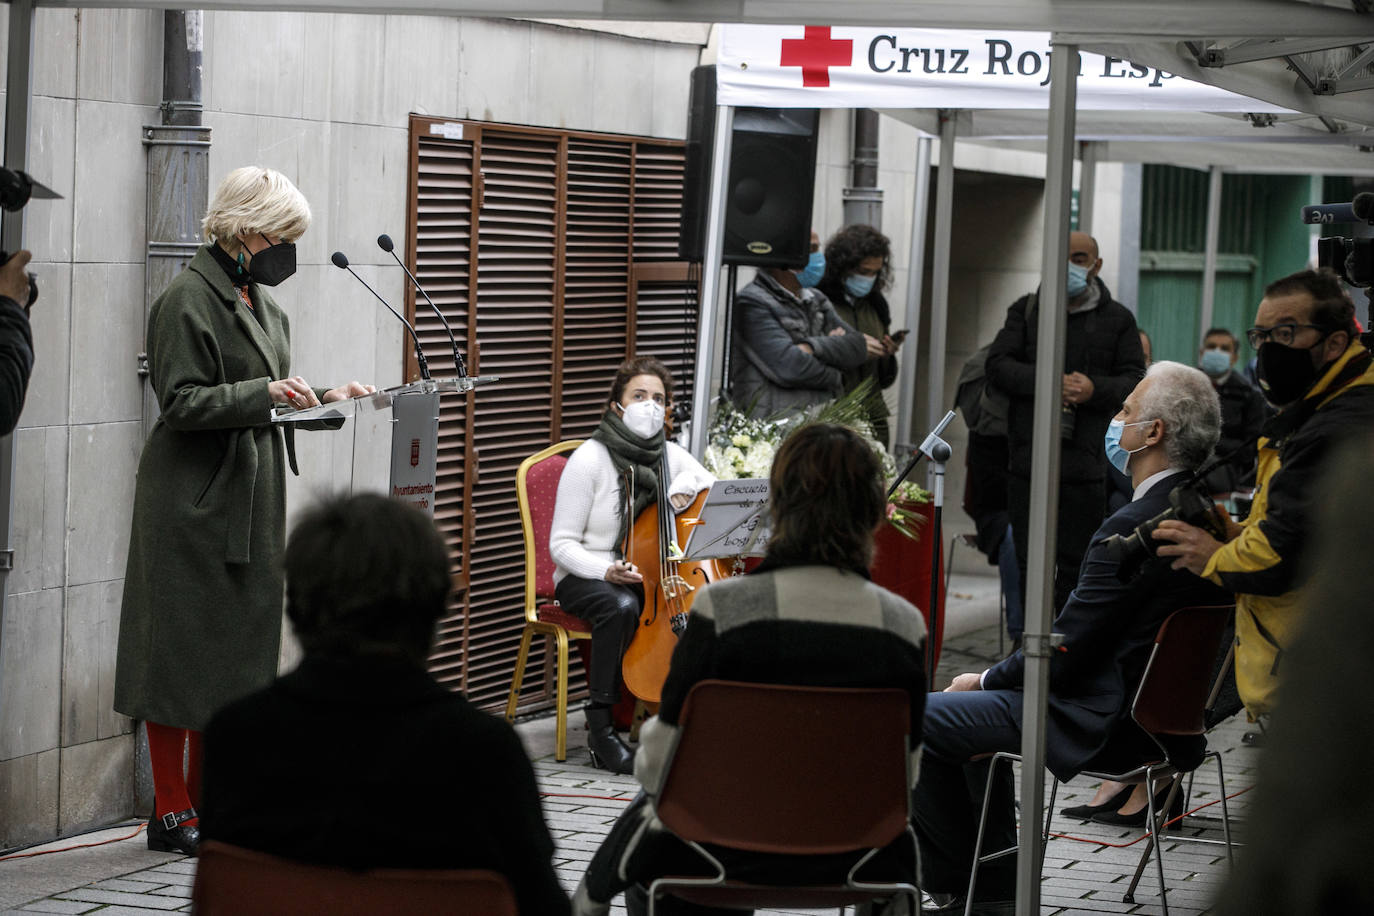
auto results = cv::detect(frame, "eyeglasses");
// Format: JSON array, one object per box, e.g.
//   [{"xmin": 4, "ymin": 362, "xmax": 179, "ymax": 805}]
[{"xmin": 1246, "ymin": 323, "xmax": 1324, "ymax": 349}]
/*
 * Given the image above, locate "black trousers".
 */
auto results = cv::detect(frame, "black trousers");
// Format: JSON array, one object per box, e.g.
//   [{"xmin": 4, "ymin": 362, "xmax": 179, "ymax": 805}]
[
  {"xmin": 912, "ymin": 690, "xmax": 1024, "ymax": 901},
  {"xmin": 1007, "ymin": 475, "xmax": 1105, "ymax": 615},
  {"xmin": 554, "ymin": 573, "xmax": 642, "ymax": 706}
]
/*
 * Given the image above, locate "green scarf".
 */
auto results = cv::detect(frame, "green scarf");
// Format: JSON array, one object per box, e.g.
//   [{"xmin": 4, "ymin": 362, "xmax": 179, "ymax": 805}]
[{"xmin": 590, "ymin": 406, "xmax": 665, "ymax": 553}]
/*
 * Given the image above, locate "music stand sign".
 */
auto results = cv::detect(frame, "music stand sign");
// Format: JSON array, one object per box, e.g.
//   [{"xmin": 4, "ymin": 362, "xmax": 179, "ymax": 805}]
[{"xmin": 682, "ymin": 479, "xmax": 772, "ymax": 560}]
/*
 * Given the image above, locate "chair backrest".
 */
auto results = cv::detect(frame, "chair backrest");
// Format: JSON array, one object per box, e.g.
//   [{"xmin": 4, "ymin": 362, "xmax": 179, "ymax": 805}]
[
  {"xmin": 516, "ymin": 440, "xmax": 583, "ymax": 616},
  {"xmin": 1132, "ymin": 604, "xmax": 1235, "ymax": 737},
  {"xmin": 654, "ymin": 679, "xmax": 912, "ymax": 855},
  {"xmin": 191, "ymin": 841, "xmax": 518, "ymax": 916}
]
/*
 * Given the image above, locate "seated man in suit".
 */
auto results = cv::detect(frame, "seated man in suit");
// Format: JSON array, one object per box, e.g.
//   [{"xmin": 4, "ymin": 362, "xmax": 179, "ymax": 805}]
[
  {"xmin": 914, "ymin": 362, "xmax": 1230, "ymax": 914},
  {"xmin": 199, "ymin": 494, "xmax": 570, "ymax": 915}
]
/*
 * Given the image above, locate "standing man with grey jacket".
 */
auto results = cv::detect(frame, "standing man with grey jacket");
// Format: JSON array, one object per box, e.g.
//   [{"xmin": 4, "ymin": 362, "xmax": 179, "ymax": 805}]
[{"xmin": 729, "ymin": 238, "xmax": 870, "ymax": 418}]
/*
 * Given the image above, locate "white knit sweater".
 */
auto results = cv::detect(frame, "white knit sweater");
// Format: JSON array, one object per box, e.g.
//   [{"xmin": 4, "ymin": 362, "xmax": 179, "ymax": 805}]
[{"xmin": 549, "ymin": 439, "xmax": 715, "ymax": 584}]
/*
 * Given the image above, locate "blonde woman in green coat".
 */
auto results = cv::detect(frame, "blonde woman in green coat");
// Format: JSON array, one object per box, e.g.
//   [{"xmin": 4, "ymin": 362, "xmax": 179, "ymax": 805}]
[{"xmin": 114, "ymin": 167, "xmax": 371, "ymax": 856}]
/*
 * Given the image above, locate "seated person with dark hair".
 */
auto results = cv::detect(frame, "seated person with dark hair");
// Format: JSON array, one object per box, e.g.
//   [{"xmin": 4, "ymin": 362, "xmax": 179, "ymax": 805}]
[
  {"xmin": 572, "ymin": 423, "xmax": 928, "ymax": 916},
  {"xmin": 914, "ymin": 362, "xmax": 1230, "ymax": 915},
  {"xmin": 199, "ymin": 494, "xmax": 570, "ymax": 915}
]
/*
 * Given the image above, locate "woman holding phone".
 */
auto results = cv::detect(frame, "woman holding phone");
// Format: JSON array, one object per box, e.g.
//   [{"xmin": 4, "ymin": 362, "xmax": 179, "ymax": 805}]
[{"xmin": 817, "ymin": 223, "xmax": 903, "ymax": 448}]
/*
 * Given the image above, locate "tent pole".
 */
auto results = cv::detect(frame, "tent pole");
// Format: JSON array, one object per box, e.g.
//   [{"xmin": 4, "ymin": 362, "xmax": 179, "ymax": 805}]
[
  {"xmin": 1017, "ymin": 41, "xmax": 1078, "ymax": 916},
  {"xmin": 0, "ymin": 0, "xmax": 35, "ymax": 724},
  {"xmin": 1200, "ymin": 165, "xmax": 1223, "ymax": 342},
  {"xmin": 925, "ymin": 111, "xmax": 956, "ymax": 449},
  {"xmin": 1077, "ymin": 140, "xmax": 1098, "ymax": 234},
  {"xmin": 688, "ymin": 104, "xmax": 734, "ymax": 458},
  {"xmin": 895, "ymin": 135, "xmax": 932, "ymax": 449}
]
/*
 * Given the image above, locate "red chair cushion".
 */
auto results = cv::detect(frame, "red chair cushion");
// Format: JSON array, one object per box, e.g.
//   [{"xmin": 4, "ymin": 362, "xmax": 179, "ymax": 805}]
[
  {"xmin": 536, "ymin": 602, "xmax": 591, "ymax": 635},
  {"xmin": 525, "ymin": 453, "xmax": 569, "ymax": 601}
]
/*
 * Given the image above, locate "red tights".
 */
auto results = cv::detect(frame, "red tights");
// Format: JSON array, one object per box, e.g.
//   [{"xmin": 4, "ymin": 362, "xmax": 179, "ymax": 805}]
[{"xmin": 145, "ymin": 721, "xmax": 202, "ymax": 823}]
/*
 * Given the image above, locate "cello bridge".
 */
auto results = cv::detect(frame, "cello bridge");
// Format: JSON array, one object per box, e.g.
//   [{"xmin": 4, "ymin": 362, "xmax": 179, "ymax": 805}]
[{"xmin": 660, "ymin": 575, "xmax": 694, "ymax": 601}]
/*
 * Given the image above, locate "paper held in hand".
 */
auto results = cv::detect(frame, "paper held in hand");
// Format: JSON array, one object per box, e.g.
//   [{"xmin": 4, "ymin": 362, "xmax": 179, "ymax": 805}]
[{"xmin": 681, "ymin": 479, "xmax": 771, "ymax": 560}]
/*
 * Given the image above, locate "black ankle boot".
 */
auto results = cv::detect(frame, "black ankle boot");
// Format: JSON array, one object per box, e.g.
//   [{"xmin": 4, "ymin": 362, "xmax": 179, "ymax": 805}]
[{"xmin": 585, "ymin": 706, "xmax": 634, "ymax": 775}]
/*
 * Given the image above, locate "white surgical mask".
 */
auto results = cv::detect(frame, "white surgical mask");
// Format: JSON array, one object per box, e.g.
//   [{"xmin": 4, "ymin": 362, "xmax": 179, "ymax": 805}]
[{"xmin": 621, "ymin": 400, "xmax": 665, "ymax": 438}]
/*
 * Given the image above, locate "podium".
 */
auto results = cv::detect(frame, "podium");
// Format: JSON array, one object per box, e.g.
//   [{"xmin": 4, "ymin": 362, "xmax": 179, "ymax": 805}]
[{"xmin": 271, "ymin": 376, "xmax": 496, "ymax": 515}]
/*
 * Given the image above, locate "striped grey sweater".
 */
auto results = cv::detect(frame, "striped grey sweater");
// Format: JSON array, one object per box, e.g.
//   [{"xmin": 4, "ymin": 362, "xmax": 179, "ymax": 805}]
[{"xmin": 635, "ymin": 563, "xmax": 928, "ymax": 794}]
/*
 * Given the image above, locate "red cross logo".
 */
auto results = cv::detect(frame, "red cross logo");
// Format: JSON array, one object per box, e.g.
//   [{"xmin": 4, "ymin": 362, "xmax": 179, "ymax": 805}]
[{"xmin": 780, "ymin": 26, "xmax": 853, "ymax": 88}]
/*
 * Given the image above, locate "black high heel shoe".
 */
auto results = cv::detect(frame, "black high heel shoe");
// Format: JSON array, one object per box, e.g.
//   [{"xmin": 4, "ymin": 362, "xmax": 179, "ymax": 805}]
[
  {"xmin": 1090, "ymin": 784, "xmax": 1185, "ymax": 828},
  {"xmin": 147, "ymin": 808, "xmax": 201, "ymax": 856},
  {"xmin": 1060, "ymin": 783, "xmax": 1134, "ymax": 820},
  {"xmin": 585, "ymin": 706, "xmax": 635, "ymax": 775}
]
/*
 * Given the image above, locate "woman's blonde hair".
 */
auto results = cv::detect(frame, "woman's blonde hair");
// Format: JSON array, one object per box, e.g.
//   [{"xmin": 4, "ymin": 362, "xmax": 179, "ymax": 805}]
[{"xmin": 202, "ymin": 166, "xmax": 312, "ymax": 252}]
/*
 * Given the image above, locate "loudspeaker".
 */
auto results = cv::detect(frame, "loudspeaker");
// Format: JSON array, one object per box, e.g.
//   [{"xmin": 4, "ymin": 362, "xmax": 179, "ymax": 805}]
[{"xmin": 678, "ymin": 66, "xmax": 820, "ymax": 268}]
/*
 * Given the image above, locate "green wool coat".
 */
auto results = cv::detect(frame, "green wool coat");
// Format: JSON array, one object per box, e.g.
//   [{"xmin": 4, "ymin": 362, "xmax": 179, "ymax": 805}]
[{"xmin": 114, "ymin": 245, "xmax": 322, "ymax": 730}]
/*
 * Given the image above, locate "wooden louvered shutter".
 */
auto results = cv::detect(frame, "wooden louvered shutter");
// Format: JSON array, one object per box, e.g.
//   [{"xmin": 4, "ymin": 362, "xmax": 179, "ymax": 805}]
[
  {"xmin": 408, "ymin": 117, "xmax": 690, "ymax": 711},
  {"xmin": 630, "ymin": 142, "xmax": 699, "ymax": 416},
  {"xmin": 409, "ymin": 128, "xmax": 476, "ymax": 687},
  {"xmin": 558, "ymin": 139, "xmax": 633, "ymax": 440},
  {"xmin": 460, "ymin": 130, "xmax": 563, "ymax": 703}
]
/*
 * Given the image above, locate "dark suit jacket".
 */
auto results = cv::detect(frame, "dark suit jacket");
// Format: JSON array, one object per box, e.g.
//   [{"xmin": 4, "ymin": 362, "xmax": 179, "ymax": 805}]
[
  {"xmin": 982, "ymin": 472, "xmax": 1228, "ymax": 780},
  {"xmin": 200, "ymin": 651, "xmax": 570, "ymax": 916}
]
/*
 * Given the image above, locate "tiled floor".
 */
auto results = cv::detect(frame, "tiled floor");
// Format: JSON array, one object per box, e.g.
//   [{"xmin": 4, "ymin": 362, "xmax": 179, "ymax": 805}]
[{"xmin": 2, "ymin": 603, "xmax": 1256, "ymax": 915}]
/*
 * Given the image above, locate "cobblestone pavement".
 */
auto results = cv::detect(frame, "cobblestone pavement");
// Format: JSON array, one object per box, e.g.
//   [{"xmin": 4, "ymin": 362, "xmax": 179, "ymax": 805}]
[{"xmin": 3, "ymin": 605, "xmax": 1257, "ymax": 915}]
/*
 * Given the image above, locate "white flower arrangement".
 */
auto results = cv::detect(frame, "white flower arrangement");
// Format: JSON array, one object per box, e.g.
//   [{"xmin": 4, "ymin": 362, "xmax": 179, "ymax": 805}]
[{"xmin": 703, "ymin": 381, "xmax": 930, "ymax": 540}]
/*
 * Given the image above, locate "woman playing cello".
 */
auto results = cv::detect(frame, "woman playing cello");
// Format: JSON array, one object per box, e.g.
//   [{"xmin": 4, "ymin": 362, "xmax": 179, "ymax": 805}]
[{"xmin": 549, "ymin": 356, "xmax": 714, "ymax": 773}]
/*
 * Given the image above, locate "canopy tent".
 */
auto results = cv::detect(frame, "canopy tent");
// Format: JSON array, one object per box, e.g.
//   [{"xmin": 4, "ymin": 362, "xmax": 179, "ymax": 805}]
[
  {"xmin": 703, "ymin": 21, "xmax": 1374, "ymax": 450},
  {"xmin": 3, "ymin": 3, "xmax": 1371, "ymax": 913},
  {"xmin": 683, "ymin": 19, "xmax": 1370, "ymax": 909}
]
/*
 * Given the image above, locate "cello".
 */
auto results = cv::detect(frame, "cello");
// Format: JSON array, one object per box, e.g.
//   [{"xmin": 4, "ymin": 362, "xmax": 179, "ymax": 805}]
[{"xmin": 620, "ymin": 454, "xmax": 730, "ymax": 704}]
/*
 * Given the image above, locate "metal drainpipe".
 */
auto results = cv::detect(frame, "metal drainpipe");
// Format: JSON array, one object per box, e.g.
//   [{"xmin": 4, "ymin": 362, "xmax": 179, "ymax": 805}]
[
  {"xmin": 134, "ymin": 10, "xmax": 211, "ymax": 813},
  {"xmin": 842, "ymin": 108, "xmax": 883, "ymax": 230},
  {"xmin": 142, "ymin": 11, "xmax": 211, "ymax": 442}
]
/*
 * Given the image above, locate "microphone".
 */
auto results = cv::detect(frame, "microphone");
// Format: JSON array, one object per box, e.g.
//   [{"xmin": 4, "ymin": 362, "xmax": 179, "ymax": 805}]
[
  {"xmin": 1301, "ymin": 202, "xmax": 1358, "ymax": 224},
  {"xmin": 1301, "ymin": 193, "xmax": 1374, "ymax": 225},
  {"xmin": 330, "ymin": 251, "xmax": 430, "ymax": 380},
  {"xmin": 377, "ymin": 233, "xmax": 467, "ymax": 377}
]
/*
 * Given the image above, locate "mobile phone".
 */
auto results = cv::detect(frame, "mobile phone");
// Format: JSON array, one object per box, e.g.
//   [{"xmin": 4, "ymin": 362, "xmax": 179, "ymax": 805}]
[{"xmin": 890, "ymin": 328, "xmax": 909, "ymax": 343}]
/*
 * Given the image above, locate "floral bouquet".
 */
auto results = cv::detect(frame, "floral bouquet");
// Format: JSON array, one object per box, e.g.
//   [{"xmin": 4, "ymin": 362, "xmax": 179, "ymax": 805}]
[{"xmin": 703, "ymin": 381, "xmax": 930, "ymax": 541}]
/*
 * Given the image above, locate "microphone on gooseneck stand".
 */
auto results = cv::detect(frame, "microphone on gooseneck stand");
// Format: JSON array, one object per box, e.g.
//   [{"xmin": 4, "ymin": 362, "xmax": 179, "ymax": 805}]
[
  {"xmin": 330, "ymin": 250, "xmax": 431, "ymax": 381},
  {"xmin": 377, "ymin": 234, "xmax": 468, "ymax": 378}
]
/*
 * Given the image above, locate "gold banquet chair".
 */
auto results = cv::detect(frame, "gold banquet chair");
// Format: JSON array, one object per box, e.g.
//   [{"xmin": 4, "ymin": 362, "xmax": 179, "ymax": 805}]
[{"xmin": 504, "ymin": 440, "xmax": 592, "ymax": 761}]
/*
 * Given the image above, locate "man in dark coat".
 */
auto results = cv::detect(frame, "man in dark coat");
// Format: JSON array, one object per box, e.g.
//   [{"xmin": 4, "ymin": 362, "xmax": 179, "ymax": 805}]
[
  {"xmin": 913, "ymin": 363, "xmax": 1229, "ymax": 911},
  {"xmin": 986, "ymin": 231, "xmax": 1146, "ymax": 613},
  {"xmin": 730, "ymin": 235, "xmax": 868, "ymax": 418},
  {"xmin": 201, "ymin": 494, "xmax": 570, "ymax": 916},
  {"xmin": 0, "ymin": 249, "xmax": 35, "ymax": 436}
]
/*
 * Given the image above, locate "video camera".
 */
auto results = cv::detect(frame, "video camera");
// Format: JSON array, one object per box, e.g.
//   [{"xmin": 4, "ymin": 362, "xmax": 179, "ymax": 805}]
[
  {"xmin": 1302, "ymin": 192, "xmax": 1374, "ymax": 289},
  {"xmin": 1104, "ymin": 474, "xmax": 1231, "ymax": 582},
  {"xmin": 0, "ymin": 166, "xmax": 60, "ymax": 310}
]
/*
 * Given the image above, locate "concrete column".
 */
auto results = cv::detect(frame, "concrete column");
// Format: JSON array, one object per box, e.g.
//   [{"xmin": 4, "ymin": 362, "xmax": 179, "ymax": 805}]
[{"xmin": 894, "ymin": 136, "xmax": 932, "ymax": 450}]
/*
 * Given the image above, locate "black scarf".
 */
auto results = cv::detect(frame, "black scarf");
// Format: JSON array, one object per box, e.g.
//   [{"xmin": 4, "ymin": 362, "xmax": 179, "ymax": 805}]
[{"xmin": 590, "ymin": 406, "xmax": 665, "ymax": 553}]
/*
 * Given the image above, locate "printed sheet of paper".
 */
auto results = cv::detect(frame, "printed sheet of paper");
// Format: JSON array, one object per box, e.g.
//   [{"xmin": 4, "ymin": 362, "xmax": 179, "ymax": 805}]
[{"xmin": 681, "ymin": 479, "xmax": 772, "ymax": 560}]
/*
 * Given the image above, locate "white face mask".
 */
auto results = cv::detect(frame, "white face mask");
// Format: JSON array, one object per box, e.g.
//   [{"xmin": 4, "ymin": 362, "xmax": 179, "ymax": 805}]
[{"xmin": 621, "ymin": 400, "xmax": 665, "ymax": 438}]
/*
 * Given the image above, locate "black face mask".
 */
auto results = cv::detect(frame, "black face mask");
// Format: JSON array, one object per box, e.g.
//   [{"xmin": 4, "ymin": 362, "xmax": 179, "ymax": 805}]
[
  {"xmin": 1256, "ymin": 338, "xmax": 1325, "ymax": 406},
  {"xmin": 245, "ymin": 237, "xmax": 297, "ymax": 287}
]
